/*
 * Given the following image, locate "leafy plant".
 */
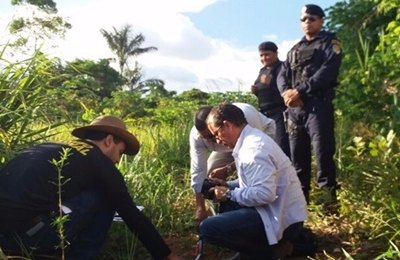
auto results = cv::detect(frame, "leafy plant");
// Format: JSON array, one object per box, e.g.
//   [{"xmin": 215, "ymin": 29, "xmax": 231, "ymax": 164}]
[
  {"xmin": 0, "ymin": 46, "xmax": 66, "ymax": 164},
  {"xmin": 49, "ymin": 148, "xmax": 72, "ymax": 259}
]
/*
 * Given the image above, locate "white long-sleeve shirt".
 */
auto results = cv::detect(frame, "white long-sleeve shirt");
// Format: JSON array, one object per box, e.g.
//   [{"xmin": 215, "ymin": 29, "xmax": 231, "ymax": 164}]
[
  {"xmin": 190, "ymin": 102, "xmax": 276, "ymax": 193},
  {"xmin": 227, "ymin": 125, "xmax": 307, "ymax": 245}
]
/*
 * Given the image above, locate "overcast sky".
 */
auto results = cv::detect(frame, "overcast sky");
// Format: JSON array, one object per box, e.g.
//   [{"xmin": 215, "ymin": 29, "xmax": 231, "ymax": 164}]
[{"xmin": 0, "ymin": 0, "xmax": 339, "ymax": 93}]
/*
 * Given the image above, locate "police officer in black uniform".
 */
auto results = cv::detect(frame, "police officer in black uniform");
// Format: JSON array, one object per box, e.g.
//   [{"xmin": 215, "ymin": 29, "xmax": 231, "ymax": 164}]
[
  {"xmin": 251, "ymin": 41, "xmax": 290, "ymax": 157},
  {"xmin": 277, "ymin": 4, "xmax": 342, "ymax": 210}
]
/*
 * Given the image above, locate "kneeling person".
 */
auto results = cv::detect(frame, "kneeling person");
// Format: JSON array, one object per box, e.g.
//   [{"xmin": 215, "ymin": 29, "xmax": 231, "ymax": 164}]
[{"xmin": 199, "ymin": 103, "xmax": 307, "ymax": 259}]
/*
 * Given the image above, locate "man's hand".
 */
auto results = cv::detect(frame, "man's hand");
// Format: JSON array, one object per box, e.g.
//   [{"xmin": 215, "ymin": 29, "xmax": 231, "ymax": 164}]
[
  {"xmin": 208, "ymin": 178, "xmax": 228, "ymax": 187},
  {"xmin": 208, "ymin": 166, "xmax": 228, "ymax": 179},
  {"xmin": 288, "ymin": 99, "xmax": 304, "ymax": 107},
  {"xmin": 282, "ymin": 89, "xmax": 304, "ymax": 107},
  {"xmin": 212, "ymin": 186, "xmax": 230, "ymax": 202}
]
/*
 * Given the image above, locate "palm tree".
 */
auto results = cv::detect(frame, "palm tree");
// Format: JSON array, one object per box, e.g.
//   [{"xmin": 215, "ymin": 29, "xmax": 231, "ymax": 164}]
[{"xmin": 100, "ymin": 24, "xmax": 157, "ymax": 76}]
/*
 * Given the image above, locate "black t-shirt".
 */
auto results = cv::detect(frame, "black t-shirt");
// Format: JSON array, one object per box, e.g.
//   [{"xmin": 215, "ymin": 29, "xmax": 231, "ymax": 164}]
[{"xmin": 0, "ymin": 140, "xmax": 171, "ymax": 260}]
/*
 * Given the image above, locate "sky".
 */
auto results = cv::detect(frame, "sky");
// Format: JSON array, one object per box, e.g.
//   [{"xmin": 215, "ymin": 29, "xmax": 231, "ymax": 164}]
[{"xmin": 0, "ymin": 0, "xmax": 340, "ymax": 93}]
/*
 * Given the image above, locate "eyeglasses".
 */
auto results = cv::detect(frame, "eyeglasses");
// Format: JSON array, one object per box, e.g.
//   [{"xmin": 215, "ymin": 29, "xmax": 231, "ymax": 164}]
[
  {"xmin": 300, "ymin": 15, "xmax": 319, "ymax": 22},
  {"xmin": 211, "ymin": 122, "xmax": 225, "ymax": 138}
]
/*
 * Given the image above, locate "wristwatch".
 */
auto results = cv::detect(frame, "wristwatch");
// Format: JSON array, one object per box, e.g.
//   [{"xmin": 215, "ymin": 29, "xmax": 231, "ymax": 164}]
[{"xmin": 225, "ymin": 190, "xmax": 232, "ymax": 200}]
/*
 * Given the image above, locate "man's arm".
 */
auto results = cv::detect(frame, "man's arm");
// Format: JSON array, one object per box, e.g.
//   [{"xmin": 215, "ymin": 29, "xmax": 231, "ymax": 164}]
[
  {"xmin": 276, "ymin": 60, "xmax": 292, "ymax": 94},
  {"xmin": 208, "ymin": 161, "xmax": 235, "ymax": 179},
  {"xmin": 195, "ymin": 193, "xmax": 207, "ymax": 226},
  {"xmin": 189, "ymin": 127, "xmax": 211, "ymax": 226}
]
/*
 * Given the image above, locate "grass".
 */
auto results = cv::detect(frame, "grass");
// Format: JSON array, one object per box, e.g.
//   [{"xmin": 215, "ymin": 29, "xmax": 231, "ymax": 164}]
[
  {"xmin": 99, "ymin": 121, "xmax": 399, "ymax": 259},
  {"xmin": 1, "ymin": 119, "xmax": 399, "ymax": 259}
]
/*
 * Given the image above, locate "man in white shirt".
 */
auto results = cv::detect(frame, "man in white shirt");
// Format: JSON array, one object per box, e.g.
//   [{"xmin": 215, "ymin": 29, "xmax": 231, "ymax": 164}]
[
  {"xmin": 199, "ymin": 103, "xmax": 307, "ymax": 259},
  {"xmin": 190, "ymin": 102, "xmax": 276, "ymax": 225}
]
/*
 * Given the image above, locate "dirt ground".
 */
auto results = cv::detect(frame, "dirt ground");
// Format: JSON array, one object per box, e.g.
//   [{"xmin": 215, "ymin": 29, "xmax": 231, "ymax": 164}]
[{"xmin": 165, "ymin": 213, "xmax": 383, "ymax": 260}]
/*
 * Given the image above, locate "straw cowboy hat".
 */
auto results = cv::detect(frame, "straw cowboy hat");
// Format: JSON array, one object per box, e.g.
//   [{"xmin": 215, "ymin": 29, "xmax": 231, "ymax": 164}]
[{"xmin": 72, "ymin": 115, "xmax": 140, "ymax": 155}]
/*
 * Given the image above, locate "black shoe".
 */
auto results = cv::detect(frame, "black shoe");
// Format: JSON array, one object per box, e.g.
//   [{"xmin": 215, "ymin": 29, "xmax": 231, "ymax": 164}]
[
  {"xmin": 273, "ymin": 239, "xmax": 293, "ymax": 259},
  {"xmin": 319, "ymin": 185, "xmax": 340, "ymax": 215}
]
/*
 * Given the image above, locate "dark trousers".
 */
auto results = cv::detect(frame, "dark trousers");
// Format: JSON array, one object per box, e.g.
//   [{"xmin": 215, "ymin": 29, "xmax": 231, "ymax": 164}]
[
  {"xmin": 288, "ymin": 100, "xmax": 337, "ymax": 197},
  {"xmin": 200, "ymin": 201, "xmax": 303, "ymax": 260},
  {"xmin": 0, "ymin": 191, "xmax": 115, "ymax": 259},
  {"xmin": 200, "ymin": 205, "xmax": 273, "ymax": 259},
  {"xmin": 262, "ymin": 109, "xmax": 290, "ymax": 157}
]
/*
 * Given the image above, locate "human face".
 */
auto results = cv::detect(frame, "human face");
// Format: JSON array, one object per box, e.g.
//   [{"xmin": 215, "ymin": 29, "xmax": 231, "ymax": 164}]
[
  {"xmin": 259, "ymin": 50, "xmax": 278, "ymax": 67},
  {"xmin": 198, "ymin": 128, "xmax": 216, "ymax": 143},
  {"xmin": 210, "ymin": 123, "xmax": 224, "ymax": 140},
  {"xmin": 300, "ymin": 14, "xmax": 323, "ymax": 39},
  {"xmin": 107, "ymin": 136, "xmax": 126, "ymax": 164},
  {"xmin": 208, "ymin": 121, "xmax": 236, "ymax": 148}
]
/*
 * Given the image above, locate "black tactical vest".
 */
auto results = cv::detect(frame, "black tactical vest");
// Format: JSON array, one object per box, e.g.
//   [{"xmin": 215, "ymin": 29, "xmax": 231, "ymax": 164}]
[
  {"xmin": 288, "ymin": 39, "xmax": 323, "ymax": 85},
  {"xmin": 254, "ymin": 61, "xmax": 285, "ymax": 112},
  {"xmin": 286, "ymin": 32, "xmax": 337, "ymax": 100}
]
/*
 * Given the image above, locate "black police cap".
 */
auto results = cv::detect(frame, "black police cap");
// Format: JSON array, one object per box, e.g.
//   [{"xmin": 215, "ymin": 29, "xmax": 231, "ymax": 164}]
[
  {"xmin": 258, "ymin": 41, "xmax": 278, "ymax": 52},
  {"xmin": 302, "ymin": 4, "xmax": 325, "ymax": 18}
]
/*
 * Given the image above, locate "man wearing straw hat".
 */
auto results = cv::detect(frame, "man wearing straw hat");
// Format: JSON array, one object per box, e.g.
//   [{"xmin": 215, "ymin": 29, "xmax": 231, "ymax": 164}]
[{"xmin": 0, "ymin": 115, "xmax": 180, "ymax": 260}]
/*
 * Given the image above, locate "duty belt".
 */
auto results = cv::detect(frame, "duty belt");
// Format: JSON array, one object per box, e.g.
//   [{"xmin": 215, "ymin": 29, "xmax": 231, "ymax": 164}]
[{"xmin": 261, "ymin": 106, "xmax": 285, "ymax": 117}]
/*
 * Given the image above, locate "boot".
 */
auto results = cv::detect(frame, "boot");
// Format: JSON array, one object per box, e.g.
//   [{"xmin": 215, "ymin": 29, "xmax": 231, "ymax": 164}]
[{"xmin": 319, "ymin": 185, "xmax": 340, "ymax": 215}]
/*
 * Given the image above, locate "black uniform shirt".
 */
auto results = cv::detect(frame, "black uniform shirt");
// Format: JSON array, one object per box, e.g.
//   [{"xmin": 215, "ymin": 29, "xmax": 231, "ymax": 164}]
[{"xmin": 277, "ymin": 30, "xmax": 342, "ymax": 101}]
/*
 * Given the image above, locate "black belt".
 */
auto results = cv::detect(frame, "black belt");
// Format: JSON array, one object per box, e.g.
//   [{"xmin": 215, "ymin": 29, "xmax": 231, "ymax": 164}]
[{"xmin": 261, "ymin": 106, "xmax": 285, "ymax": 117}]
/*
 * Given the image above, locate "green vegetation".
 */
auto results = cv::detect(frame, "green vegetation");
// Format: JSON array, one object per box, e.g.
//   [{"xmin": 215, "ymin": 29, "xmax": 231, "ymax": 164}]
[{"xmin": 1, "ymin": 0, "xmax": 400, "ymax": 259}]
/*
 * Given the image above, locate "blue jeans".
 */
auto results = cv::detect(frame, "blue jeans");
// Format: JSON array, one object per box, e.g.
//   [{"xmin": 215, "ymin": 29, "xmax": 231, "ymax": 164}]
[
  {"xmin": 199, "ymin": 205, "xmax": 274, "ymax": 260},
  {"xmin": 0, "ymin": 191, "xmax": 115, "ymax": 259}
]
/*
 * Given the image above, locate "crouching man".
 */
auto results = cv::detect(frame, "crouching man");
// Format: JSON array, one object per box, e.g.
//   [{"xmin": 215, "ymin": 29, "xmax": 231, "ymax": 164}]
[
  {"xmin": 0, "ymin": 115, "xmax": 179, "ymax": 260},
  {"xmin": 199, "ymin": 103, "xmax": 307, "ymax": 259}
]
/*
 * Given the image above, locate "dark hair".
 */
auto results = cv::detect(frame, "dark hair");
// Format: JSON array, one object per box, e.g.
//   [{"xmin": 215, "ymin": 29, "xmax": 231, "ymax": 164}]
[
  {"xmin": 194, "ymin": 105, "xmax": 213, "ymax": 131},
  {"xmin": 207, "ymin": 103, "xmax": 247, "ymax": 128},
  {"xmin": 258, "ymin": 41, "xmax": 278, "ymax": 52}
]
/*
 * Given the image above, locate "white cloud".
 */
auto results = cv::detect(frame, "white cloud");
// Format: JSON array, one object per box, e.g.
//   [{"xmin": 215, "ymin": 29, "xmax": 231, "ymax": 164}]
[
  {"xmin": 51, "ymin": 0, "xmax": 262, "ymax": 93},
  {"xmin": 0, "ymin": 0, "xmax": 300, "ymax": 94},
  {"xmin": 278, "ymin": 39, "xmax": 300, "ymax": 61}
]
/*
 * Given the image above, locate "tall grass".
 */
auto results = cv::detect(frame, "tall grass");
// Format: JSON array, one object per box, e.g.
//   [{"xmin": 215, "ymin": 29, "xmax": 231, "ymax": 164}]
[
  {"xmin": 337, "ymin": 128, "xmax": 400, "ymax": 258},
  {"xmin": 101, "ymin": 119, "xmax": 195, "ymax": 259},
  {"xmin": 0, "ymin": 46, "xmax": 66, "ymax": 164}
]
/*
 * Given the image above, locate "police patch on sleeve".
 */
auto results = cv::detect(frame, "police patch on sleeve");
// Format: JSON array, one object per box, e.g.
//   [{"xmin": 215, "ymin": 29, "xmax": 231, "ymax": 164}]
[{"xmin": 331, "ymin": 39, "xmax": 341, "ymax": 55}]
